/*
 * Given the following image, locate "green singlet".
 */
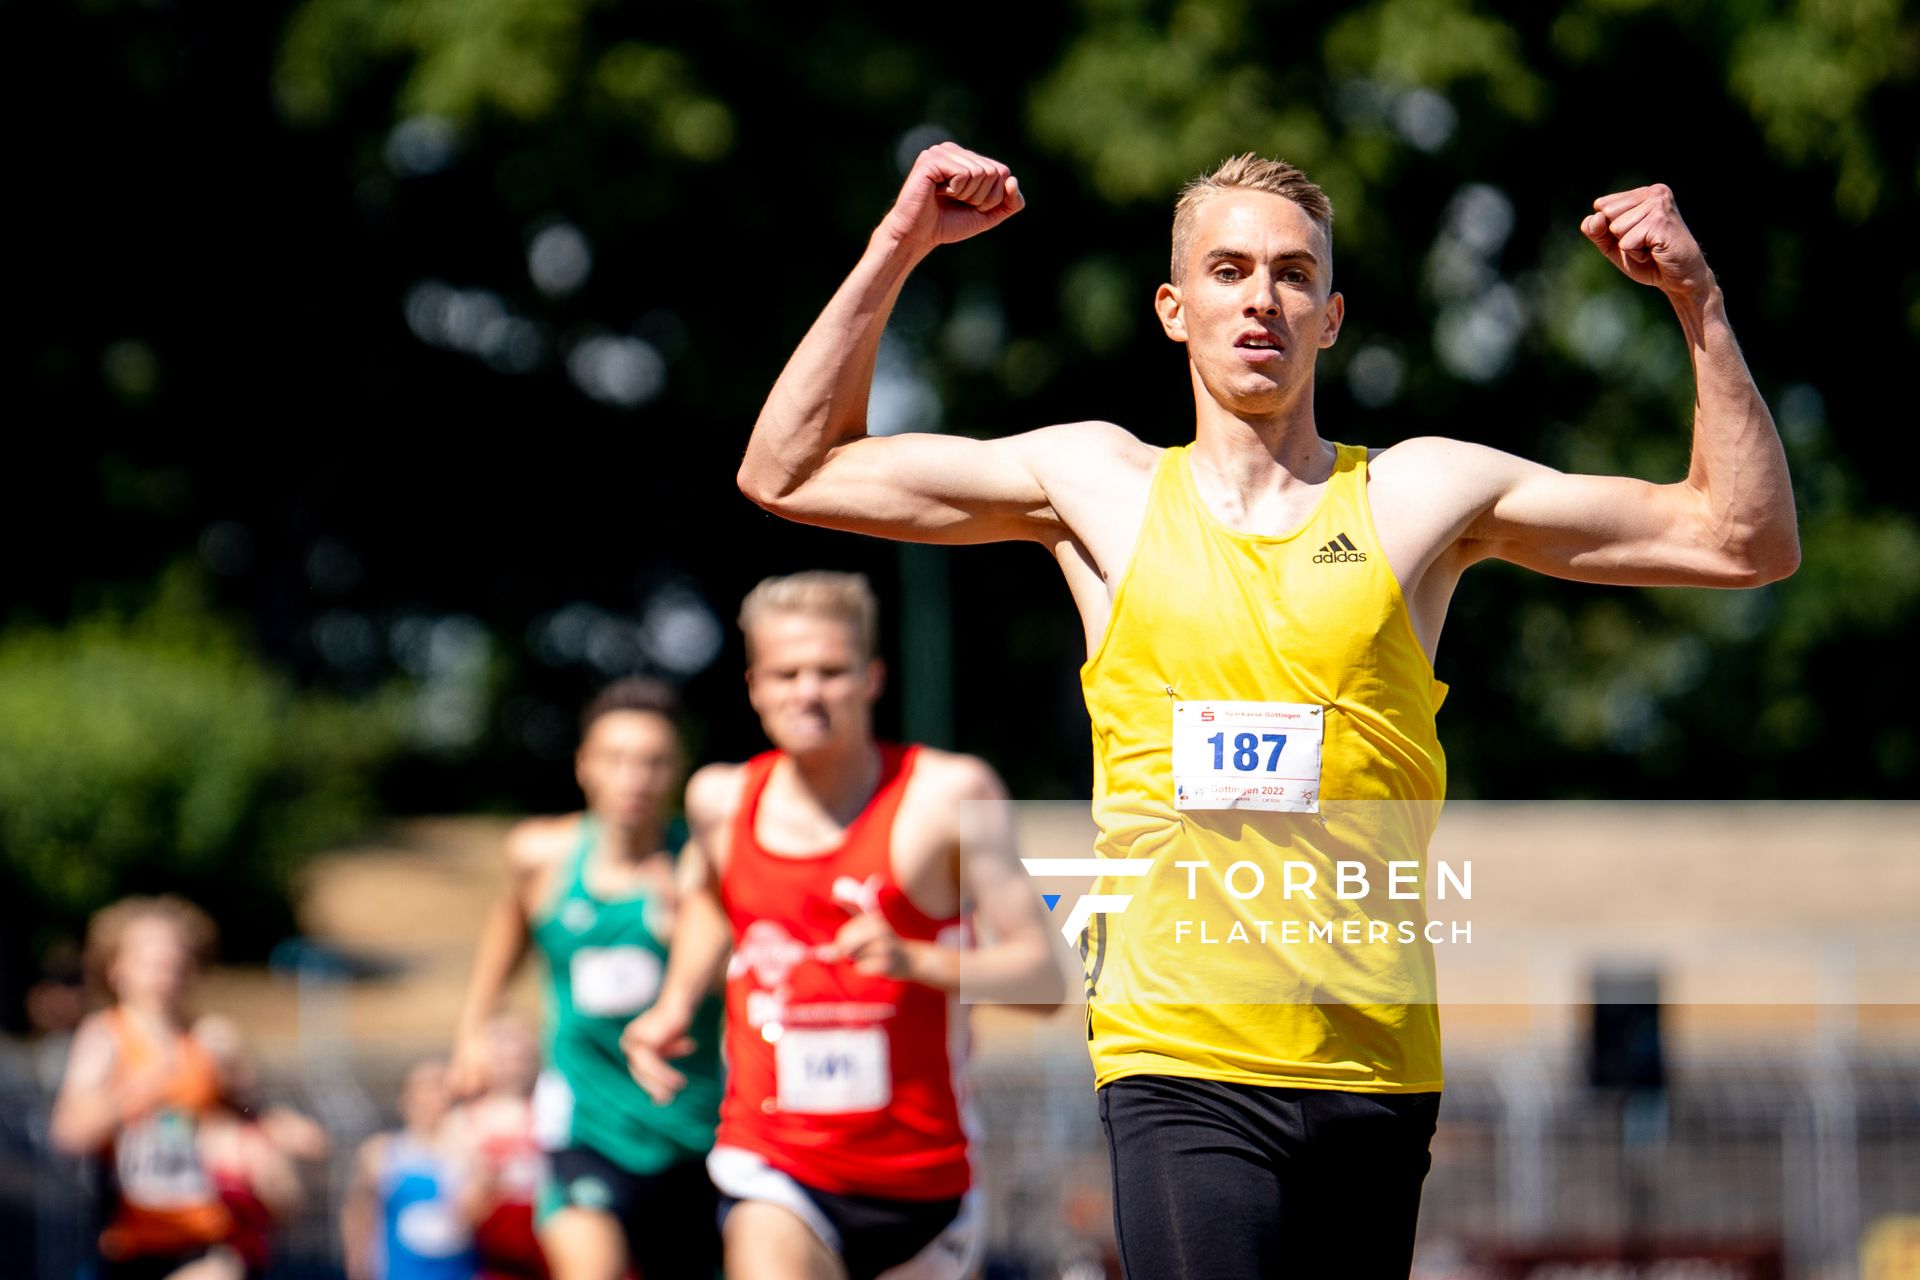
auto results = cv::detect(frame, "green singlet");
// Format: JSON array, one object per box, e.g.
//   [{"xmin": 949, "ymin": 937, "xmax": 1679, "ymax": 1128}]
[{"xmin": 531, "ymin": 816, "xmax": 722, "ymax": 1176}]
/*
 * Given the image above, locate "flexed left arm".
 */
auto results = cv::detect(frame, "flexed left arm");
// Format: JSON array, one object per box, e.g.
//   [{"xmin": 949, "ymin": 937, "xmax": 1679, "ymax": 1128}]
[
  {"xmin": 1588, "ymin": 185, "xmax": 1798, "ymax": 579},
  {"xmin": 1447, "ymin": 185, "xmax": 1800, "ymax": 588}
]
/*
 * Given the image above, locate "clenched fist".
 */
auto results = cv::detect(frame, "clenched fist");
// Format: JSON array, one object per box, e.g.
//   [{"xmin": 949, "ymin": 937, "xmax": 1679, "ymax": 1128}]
[
  {"xmin": 878, "ymin": 142, "xmax": 1025, "ymax": 253},
  {"xmin": 824, "ymin": 910, "xmax": 912, "ymax": 980},
  {"xmin": 1582, "ymin": 184, "xmax": 1713, "ymax": 299},
  {"xmin": 621, "ymin": 1002, "xmax": 697, "ymax": 1106}
]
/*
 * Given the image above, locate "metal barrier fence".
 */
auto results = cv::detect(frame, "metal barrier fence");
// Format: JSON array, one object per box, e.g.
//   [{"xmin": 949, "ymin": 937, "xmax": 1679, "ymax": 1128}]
[
  {"xmin": 5, "ymin": 1044, "xmax": 1918, "ymax": 1278},
  {"xmin": 970, "ymin": 1048, "xmax": 1920, "ymax": 1280}
]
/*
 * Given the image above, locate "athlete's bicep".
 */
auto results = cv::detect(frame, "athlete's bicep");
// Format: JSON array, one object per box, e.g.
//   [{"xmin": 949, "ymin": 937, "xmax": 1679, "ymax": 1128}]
[
  {"xmin": 1442, "ymin": 442, "xmax": 1753, "ymax": 587},
  {"xmin": 742, "ymin": 422, "xmax": 1123, "ymax": 546}
]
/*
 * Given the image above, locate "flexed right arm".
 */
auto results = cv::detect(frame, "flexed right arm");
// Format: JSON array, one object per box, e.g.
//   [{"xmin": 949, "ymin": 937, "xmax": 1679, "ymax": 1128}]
[{"xmin": 739, "ymin": 143, "xmax": 1061, "ymax": 545}]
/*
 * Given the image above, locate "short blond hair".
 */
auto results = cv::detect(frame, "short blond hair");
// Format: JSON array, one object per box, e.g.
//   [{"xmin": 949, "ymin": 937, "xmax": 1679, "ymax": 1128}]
[
  {"xmin": 84, "ymin": 895, "xmax": 217, "ymax": 995},
  {"xmin": 738, "ymin": 571, "xmax": 878, "ymax": 662},
  {"xmin": 1171, "ymin": 153, "xmax": 1334, "ymax": 283}
]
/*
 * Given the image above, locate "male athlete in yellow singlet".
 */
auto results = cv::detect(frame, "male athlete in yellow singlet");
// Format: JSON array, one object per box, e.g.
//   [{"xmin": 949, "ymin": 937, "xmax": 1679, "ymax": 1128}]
[{"xmin": 735, "ymin": 142, "xmax": 1799, "ymax": 1276}]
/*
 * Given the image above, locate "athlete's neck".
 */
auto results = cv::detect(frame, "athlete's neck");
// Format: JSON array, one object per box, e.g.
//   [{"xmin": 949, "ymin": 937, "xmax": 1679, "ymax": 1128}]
[
  {"xmin": 1189, "ymin": 423, "xmax": 1337, "ymax": 535},
  {"xmin": 115, "ymin": 996, "xmax": 188, "ymax": 1035},
  {"xmin": 1189, "ymin": 374, "xmax": 1331, "ymax": 498},
  {"xmin": 589, "ymin": 815, "xmax": 666, "ymax": 868},
  {"xmin": 783, "ymin": 736, "xmax": 884, "ymax": 828}
]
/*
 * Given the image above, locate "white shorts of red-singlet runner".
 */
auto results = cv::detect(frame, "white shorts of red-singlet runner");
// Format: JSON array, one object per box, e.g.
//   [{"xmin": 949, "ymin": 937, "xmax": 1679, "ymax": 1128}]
[{"xmin": 707, "ymin": 1144, "xmax": 984, "ymax": 1280}]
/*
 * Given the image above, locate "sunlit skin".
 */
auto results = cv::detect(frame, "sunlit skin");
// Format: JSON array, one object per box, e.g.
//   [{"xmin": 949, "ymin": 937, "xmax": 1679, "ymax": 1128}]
[
  {"xmin": 52, "ymin": 913, "xmax": 254, "ymax": 1280},
  {"xmin": 621, "ymin": 596, "xmax": 1063, "ymax": 1277},
  {"xmin": 575, "ymin": 709, "xmax": 680, "ymax": 834},
  {"xmin": 451, "ymin": 702, "xmax": 689, "ymax": 1280},
  {"xmin": 735, "ymin": 143, "xmax": 1796, "ymax": 668},
  {"xmin": 744, "ymin": 613, "xmax": 885, "ymax": 770},
  {"xmin": 344, "ymin": 1061, "xmax": 462, "ymax": 1280},
  {"xmin": 480, "ymin": 1013, "xmax": 541, "ymax": 1097},
  {"xmin": 49, "ymin": 913, "xmax": 209, "ymax": 1159},
  {"xmin": 622, "ymin": 594, "xmax": 1059, "ymax": 1274},
  {"xmin": 1154, "ymin": 190, "xmax": 1344, "ymax": 433},
  {"xmin": 398, "ymin": 1059, "xmax": 455, "ymax": 1137},
  {"xmin": 726, "ymin": 138, "xmax": 1799, "ymax": 1279},
  {"xmin": 454, "ymin": 707, "xmax": 683, "ymax": 1097},
  {"xmin": 108, "ymin": 916, "xmax": 196, "ymax": 1014}
]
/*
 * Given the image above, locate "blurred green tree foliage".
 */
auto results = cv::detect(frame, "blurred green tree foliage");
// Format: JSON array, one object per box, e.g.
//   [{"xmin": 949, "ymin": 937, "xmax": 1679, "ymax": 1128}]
[
  {"xmin": 11, "ymin": 0, "xmax": 1916, "ymax": 831},
  {"xmin": 0, "ymin": 572, "xmax": 399, "ymax": 980},
  {"xmin": 253, "ymin": 0, "xmax": 1917, "ymax": 797}
]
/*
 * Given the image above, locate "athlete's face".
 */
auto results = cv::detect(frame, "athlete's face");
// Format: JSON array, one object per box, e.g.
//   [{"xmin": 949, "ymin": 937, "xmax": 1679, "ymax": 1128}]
[
  {"xmin": 1154, "ymin": 190, "xmax": 1343, "ymax": 415},
  {"xmin": 109, "ymin": 916, "xmax": 195, "ymax": 1009},
  {"xmin": 400, "ymin": 1059, "xmax": 454, "ymax": 1134},
  {"xmin": 575, "ymin": 710, "xmax": 681, "ymax": 833},
  {"xmin": 482, "ymin": 1016, "xmax": 540, "ymax": 1097},
  {"xmin": 744, "ymin": 612, "xmax": 883, "ymax": 756}
]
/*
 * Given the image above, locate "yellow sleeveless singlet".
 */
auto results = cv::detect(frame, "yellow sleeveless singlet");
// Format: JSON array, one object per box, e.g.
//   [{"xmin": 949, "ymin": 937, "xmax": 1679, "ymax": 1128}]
[{"xmin": 1081, "ymin": 442, "xmax": 1449, "ymax": 1092}]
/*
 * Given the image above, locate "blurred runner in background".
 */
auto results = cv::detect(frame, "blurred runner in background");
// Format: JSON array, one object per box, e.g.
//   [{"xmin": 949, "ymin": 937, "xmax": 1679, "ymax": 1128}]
[
  {"xmin": 452, "ymin": 678, "xmax": 723, "ymax": 1280},
  {"xmin": 342, "ymin": 1058, "xmax": 479, "ymax": 1280},
  {"xmin": 50, "ymin": 895, "xmax": 242, "ymax": 1280},
  {"xmin": 454, "ymin": 1013, "xmax": 550, "ymax": 1280},
  {"xmin": 623, "ymin": 572, "xmax": 1060, "ymax": 1280},
  {"xmin": 195, "ymin": 1013, "xmax": 330, "ymax": 1280}
]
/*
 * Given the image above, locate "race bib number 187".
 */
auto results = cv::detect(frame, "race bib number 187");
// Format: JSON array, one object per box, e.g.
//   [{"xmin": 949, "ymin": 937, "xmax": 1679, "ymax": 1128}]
[{"xmin": 1172, "ymin": 701, "xmax": 1324, "ymax": 813}]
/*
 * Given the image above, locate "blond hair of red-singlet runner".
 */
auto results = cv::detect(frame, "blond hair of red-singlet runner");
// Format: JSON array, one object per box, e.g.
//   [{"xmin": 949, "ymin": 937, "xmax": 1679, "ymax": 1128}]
[
  {"xmin": 715, "ymin": 743, "xmax": 971, "ymax": 1200},
  {"xmin": 98, "ymin": 1007, "xmax": 234, "ymax": 1261}
]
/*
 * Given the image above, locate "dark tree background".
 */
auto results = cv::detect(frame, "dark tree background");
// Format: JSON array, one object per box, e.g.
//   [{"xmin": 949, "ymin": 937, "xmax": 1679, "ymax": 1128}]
[{"xmin": 4, "ymin": 0, "xmax": 1916, "ymax": 1002}]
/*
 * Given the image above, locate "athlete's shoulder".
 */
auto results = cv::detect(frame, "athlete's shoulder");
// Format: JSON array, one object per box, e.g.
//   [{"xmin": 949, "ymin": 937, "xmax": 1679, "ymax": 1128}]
[
  {"xmin": 73, "ymin": 1007, "xmax": 117, "ymax": 1038},
  {"xmin": 1020, "ymin": 424, "xmax": 1162, "ymax": 549},
  {"xmin": 1022, "ymin": 420, "xmax": 1160, "ymax": 475},
  {"xmin": 1028, "ymin": 418, "xmax": 1151, "ymax": 449},
  {"xmin": 502, "ymin": 815, "xmax": 579, "ymax": 872},
  {"xmin": 905, "ymin": 745, "xmax": 1008, "ymax": 803},
  {"xmin": 685, "ymin": 760, "xmax": 753, "ymax": 832},
  {"xmin": 1370, "ymin": 434, "xmax": 1521, "ymax": 473},
  {"xmin": 1368, "ymin": 435, "xmax": 1525, "ymax": 504},
  {"xmin": 69, "ymin": 1009, "xmax": 121, "ymax": 1061}
]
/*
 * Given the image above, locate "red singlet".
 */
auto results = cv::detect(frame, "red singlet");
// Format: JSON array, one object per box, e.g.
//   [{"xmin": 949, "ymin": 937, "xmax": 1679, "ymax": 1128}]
[
  {"xmin": 472, "ymin": 1104, "xmax": 548, "ymax": 1280},
  {"xmin": 716, "ymin": 744, "xmax": 971, "ymax": 1200}
]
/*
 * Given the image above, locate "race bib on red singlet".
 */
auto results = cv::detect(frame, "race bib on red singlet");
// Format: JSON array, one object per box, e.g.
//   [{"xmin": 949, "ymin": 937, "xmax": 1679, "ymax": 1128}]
[
  {"xmin": 773, "ymin": 1026, "xmax": 892, "ymax": 1115},
  {"xmin": 1172, "ymin": 700, "xmax": 1324, "ymax": 813}
]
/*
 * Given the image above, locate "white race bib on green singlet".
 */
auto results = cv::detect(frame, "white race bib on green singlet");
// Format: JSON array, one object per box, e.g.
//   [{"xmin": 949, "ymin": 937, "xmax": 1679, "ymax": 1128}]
[{"xmin": 570, "ymin": 945, "xmax": 663, "ymax": 1017}]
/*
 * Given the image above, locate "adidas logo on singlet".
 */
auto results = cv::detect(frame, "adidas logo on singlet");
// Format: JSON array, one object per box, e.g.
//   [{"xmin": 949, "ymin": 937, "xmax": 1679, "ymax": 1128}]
[{"xmin": 1312, "ymin": 532, "xmax": 1368, "ymax": 564}]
